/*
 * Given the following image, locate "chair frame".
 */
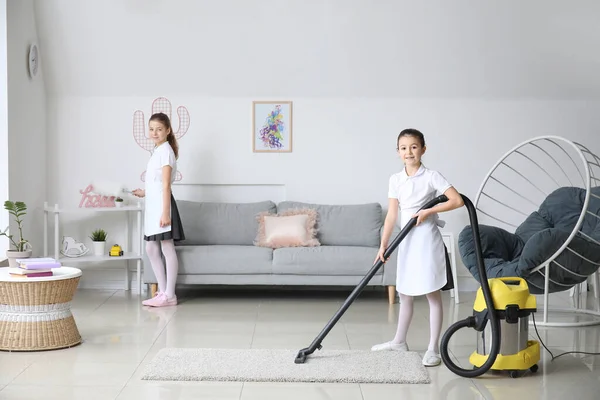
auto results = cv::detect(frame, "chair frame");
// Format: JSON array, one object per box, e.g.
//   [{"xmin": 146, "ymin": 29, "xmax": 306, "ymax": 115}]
[{"xmin": 474, "ymin": 136, "xmax": 600, "ymax": 327}]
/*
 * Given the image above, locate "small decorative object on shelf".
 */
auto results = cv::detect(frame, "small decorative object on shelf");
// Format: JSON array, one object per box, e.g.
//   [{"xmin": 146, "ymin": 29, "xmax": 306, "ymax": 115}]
[
  {"xmin": 79, "ymin": 184, "xmax": 116, "ymax": 208},
  {"xmin": 1, "ymin": 200, "xmax": 32, "ymax": 268},
  {"xmin": 89, "ymin": 228, "xmax": 108, "ymax": 256},
  {"xmin": 60, "ymin": 236, "xmax": 89, "ymax": 258},
  {"xmin": 109, "ymin": 244, "xmax": 124, "ymax": 257},
  {"xmin": 115, "ymin": 197, "xmax": 124, "ymax": 208}
]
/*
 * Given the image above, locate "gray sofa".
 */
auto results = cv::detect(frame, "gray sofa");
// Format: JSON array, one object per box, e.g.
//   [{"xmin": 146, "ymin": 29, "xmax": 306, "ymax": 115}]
[{"xmin": 142, "ymin": 200, "xmax": 400, "ymax": 303}]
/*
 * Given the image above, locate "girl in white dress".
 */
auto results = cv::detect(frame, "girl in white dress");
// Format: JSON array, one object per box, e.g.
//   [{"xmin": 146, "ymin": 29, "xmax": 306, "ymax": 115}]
[
  {"xmin": 132, "ymin": 113, "xmax": 186, "ymax": 307},
  {"xmin": 371, "ymin": 129, "xmax": 463, "ymax": 367}
]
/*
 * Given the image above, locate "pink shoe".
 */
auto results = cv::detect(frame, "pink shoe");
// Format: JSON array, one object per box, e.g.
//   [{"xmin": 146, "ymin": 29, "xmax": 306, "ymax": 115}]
[
  {"xmin": 164, "ymin": 294, "xmax": 177, "ymax": 306},
  {"xmin": 142, "ymin": 291, "xmax": 164, "ymax": 306},
  {"xmin": 143, "ymin": 292, "xmax": 177, "ymax": 307}
]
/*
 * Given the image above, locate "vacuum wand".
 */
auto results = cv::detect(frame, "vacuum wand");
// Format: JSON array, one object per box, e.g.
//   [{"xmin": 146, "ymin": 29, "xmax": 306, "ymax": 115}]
[
  {"xmin": 439, "ymin": 195, "xmax": 501, "ymax": 378},
  {"xmin": 294, "ymin": 194, "xmax": 449, "ymax": 364}
]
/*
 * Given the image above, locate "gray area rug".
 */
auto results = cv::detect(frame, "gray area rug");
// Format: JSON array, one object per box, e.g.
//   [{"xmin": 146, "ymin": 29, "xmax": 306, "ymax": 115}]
[{"xmin": 141, "ymin": 348, "xmax": 431, "ymax": 384}]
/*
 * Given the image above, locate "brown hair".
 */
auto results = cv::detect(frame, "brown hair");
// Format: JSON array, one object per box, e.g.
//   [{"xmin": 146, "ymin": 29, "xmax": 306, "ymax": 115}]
[
  {"xmin": 149, "ymin": 112, "xmax": 179, "ymax": 159},
  {"xmin": 397, "ymin": 128, "xmax": 425, "ymax": 149}
]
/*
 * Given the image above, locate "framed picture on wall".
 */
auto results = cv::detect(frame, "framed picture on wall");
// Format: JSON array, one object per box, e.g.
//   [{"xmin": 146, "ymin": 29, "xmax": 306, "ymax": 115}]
[{"xmin": 252, "ymin": 101, "xmax": 293, "ymax": 153}]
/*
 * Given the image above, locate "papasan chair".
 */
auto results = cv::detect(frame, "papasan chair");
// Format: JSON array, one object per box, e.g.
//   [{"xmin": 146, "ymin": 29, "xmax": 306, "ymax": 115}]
[{"xmin": 458, "ymin": 136, "xmax": 600, "ymax": 327}]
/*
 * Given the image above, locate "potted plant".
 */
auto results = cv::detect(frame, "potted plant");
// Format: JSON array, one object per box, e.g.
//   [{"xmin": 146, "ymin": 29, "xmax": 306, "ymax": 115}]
[
  {"xmin": 0, "ymin": 201, "xmax": 32, "ymax": 268},
  {"xmin": 115, "ymin": 197, "xmax": 124, "ymax": 208},
  {"xmin": 89, "ymin": 228, "xmax": 108, "ymax": 256}
]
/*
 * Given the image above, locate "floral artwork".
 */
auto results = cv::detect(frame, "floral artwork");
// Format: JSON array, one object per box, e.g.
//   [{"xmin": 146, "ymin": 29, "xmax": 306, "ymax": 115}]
[
  {"xmin": 260, "ymin": 106, "xmax": 285, "ymax": 149},
  {"xmin": 252, "ymin": 101, "xmax": 292, "ymax": 153}
]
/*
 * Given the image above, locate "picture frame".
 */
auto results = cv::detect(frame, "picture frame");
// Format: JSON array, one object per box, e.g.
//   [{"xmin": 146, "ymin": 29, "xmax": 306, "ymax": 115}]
[{"xmin": 252, "ymin": 101, "xmax": 293, "ymax": 153}]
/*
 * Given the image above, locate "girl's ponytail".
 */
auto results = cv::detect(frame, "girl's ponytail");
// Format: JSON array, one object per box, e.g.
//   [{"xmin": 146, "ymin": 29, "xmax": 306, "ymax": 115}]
[{"xmin": 167, "ymin": 132, "xmax": 179, "ymax": 159}]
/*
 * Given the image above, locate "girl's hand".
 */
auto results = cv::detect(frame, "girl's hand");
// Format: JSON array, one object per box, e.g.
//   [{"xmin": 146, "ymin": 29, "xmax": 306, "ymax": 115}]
[
  {"xmin": 374, "ymin": 245, "xmax": 388, "ymax": 264},
  {"xmin": 412, "ymin": 209, "xmax": 431, "ymax": 226},
  {"xmin": 160, "ymin": 213, "xmax": 171, "ymax": 228},
  {"xmin": 132, "ymin": 189, "xmax": 145, "ymax": 198}
]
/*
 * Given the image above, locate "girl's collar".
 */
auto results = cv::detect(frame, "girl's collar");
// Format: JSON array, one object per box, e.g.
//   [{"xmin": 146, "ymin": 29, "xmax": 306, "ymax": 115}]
[
  {"xmin": 151, "ymin": 141, "xmax": 168, "ymax": 153},
  {"xmin": 403, "ymin": 163, "xmax": 426, "ymax": 178}
]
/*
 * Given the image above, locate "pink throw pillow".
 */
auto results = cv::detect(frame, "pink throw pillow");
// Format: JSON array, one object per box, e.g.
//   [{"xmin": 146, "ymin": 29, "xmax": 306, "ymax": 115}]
[{"xmin": 255, "ymin": 208, "xmax": 320, "ymax": 248}]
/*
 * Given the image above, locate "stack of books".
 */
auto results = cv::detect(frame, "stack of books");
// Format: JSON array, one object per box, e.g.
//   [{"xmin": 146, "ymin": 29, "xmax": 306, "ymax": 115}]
[{"xmin": 8, "ymin": 257, "xmax": 61, "ymax": 278}]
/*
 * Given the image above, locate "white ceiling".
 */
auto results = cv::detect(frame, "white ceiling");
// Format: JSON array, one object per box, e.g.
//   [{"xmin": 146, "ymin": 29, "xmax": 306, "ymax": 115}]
[{"xmin": 30, "ymin": 0, "xmax": 600, "ymax": 98}]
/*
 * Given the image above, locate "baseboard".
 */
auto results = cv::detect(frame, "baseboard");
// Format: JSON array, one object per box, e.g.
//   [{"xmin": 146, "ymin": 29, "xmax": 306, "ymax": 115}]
[{"xmin": 76, "ymin": 268, "xmax": 144, "ymax": 293}]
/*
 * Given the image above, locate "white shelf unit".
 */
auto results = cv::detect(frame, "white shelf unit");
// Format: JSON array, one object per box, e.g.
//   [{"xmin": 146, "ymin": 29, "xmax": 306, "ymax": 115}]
[{"xmin": 43, "ymin": 202, "xmax": 144, "ymax": 295}]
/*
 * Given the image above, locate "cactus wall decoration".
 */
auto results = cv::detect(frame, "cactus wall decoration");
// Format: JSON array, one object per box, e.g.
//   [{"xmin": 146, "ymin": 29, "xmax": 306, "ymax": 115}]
[{"xmin": 133, "ymin": 97, "xmax": 190, "ymax": 182}]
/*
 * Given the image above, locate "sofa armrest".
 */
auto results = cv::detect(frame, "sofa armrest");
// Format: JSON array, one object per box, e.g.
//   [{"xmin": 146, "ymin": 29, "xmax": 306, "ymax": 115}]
[{"xmin": 381, "ymin": 226, "xmax": 401, "ymax": 286}]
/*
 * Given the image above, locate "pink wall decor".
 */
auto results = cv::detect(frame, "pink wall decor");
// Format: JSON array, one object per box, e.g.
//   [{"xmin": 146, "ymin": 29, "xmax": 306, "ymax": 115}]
[
  {"xmin": 79, "ymin": 184, "xmax": 116, "ymax": 208},
  {"xmin": 133, "ymin": 97, "xmax": 190, "ymax": 182}
]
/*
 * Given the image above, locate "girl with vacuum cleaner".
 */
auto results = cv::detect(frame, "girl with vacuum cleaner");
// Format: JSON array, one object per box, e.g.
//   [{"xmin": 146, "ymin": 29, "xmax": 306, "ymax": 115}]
[{"xmin": 371, "ymin": 129, "xmax": 464, "ymax": 367}]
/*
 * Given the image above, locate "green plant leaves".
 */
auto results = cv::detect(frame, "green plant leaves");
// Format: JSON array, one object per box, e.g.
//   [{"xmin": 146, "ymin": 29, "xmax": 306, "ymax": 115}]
[{"xmin": 89, "ymin": 228, "xmax": 108, "ymax": 242}]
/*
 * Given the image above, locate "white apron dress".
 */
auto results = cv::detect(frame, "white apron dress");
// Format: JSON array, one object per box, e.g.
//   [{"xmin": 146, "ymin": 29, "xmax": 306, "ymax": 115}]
[
  {"xmin": 388, "ymin": 164, "xmax": 452, "ymax": 296},
  {"xmin": 144, "ymin": 142, "xmax": 177, "ymax": 237}
]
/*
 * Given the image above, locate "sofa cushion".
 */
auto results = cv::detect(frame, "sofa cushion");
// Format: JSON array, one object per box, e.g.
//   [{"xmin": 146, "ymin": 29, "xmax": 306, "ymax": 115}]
[
  {"xmin": 277, "ymin": 202, "xmax": 382, "ymax": 247},
  {"xmin": 176, "ymin": 245, "xmax": 273, "ymax": 275},
  {"xmin": 272, "ymin": 246, "xmax": 381, "ymax": 276},
  {"xmin": 176, "ymin": 200, "xmax": 277, "ymax": 245},
  {"xmin": 255, "ymin": 208, "xmax": 320, "ymax": 248}
]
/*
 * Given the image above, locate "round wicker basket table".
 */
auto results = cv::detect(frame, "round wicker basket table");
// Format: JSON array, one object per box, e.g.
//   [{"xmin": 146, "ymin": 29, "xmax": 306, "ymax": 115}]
[{"xmin": 0, "ymin": 266, "xmax": 82, "ymax": 351}]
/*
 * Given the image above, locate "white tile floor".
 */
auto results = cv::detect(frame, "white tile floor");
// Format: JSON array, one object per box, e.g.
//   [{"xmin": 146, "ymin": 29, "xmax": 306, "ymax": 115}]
[{"xmin": 1, "ymin": 286, "xmax": 600, "ymax": 399}]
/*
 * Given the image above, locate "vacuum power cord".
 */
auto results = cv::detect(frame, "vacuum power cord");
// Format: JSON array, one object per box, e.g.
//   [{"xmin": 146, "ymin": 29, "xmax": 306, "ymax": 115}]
[{"xmin": 531, "ymin": 312, "xmax": 600, "ymax": 361}]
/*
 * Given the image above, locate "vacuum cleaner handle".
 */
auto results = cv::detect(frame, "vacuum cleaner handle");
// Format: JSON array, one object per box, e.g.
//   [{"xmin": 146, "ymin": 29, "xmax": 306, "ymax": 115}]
[
  {"xmin": 382, "ymin": 194, "xmax": 448, "ymax": 260},
  {"xmin": 294, "ymin": 194, "xmax": 449, "ymax": 364}
]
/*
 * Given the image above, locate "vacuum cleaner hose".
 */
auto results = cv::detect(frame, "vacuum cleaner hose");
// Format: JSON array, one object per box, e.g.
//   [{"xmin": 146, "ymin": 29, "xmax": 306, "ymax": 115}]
[{"xmin": 440, "ymin": 195, "xmax": 501, "ymax": 378}]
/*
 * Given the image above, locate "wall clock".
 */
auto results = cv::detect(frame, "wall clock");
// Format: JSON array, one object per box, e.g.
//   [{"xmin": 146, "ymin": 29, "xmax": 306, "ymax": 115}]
[{"xmin": 28, "ymin": 44, "xmax": 38, "ymax": 78}]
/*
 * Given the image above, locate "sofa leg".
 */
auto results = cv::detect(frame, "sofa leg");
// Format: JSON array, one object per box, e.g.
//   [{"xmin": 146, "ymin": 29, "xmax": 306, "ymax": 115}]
[
  {"xmin": 387, "ymin": 286, "xmax": 397, "ymax": 304},
  {"xmin": 150, "ymin": 283, "xmax": 158, "ymax": 298}
]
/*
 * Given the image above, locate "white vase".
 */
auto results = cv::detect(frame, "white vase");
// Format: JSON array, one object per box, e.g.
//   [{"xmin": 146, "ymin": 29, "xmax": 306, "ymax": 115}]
[
  {"xmin": 6, "ymin": 249, "xmax": 33, "ymax": 268},
  {"xmin": 92, "ymin": 241, "xmax": 106, "ymax": 256},
  {"xmin": 115, "ymin": 202, "xmax": 123, "ymax": 208}
]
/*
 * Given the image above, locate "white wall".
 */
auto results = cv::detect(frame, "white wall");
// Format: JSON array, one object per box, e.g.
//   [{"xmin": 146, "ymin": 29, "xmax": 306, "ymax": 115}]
[
  {"xmin": 7, "ymin": 0, "xmax": 46, "ymax": 256},
  {"xmin": 47, "ymin": 96, "xmax": 600, "ymax": 210},
  {"xmin": 46, "ymin": 95, "xmax": 600, "ymax": 290},
  {"xmin": 0, "ymin": 0, "xmax": 8, "ymax": 258},
  {"xmin": 30, "ymin": 0, "xmax": 600, "ymax": 289},
  {"xmin": 33, "ymin": 0, "xmax": 600, "ymax": 99}
]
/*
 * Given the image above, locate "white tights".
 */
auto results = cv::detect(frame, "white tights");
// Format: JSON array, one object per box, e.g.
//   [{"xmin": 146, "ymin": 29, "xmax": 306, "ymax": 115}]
[
  {"xmin": 145, "ymin": 239, "xmax": 179, "ymax": 298},
  {"xmin": 392, "ymin": 290, "xmax": 443, "ymax": 353}
]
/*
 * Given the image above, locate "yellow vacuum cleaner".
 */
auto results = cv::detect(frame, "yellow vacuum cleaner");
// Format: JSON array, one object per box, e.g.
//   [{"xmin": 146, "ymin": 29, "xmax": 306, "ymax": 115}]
[
  {"xmin": 440, "ymin": 197, "xmax": 540, "ymax": 378},
  {"xmin": 469, "ymin": 278, "xmax": 540, "ymax": 377}
]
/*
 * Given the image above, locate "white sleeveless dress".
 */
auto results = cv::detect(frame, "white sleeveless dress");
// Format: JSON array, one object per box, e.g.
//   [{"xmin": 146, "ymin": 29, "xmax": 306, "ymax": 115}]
[
  {"xmin": 388, "ymin": 164, "xmax": 452, "ymax": 296},
  {"xmin": 144, "ymin": 142, "xmax": 177, "ymax": 237}
]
